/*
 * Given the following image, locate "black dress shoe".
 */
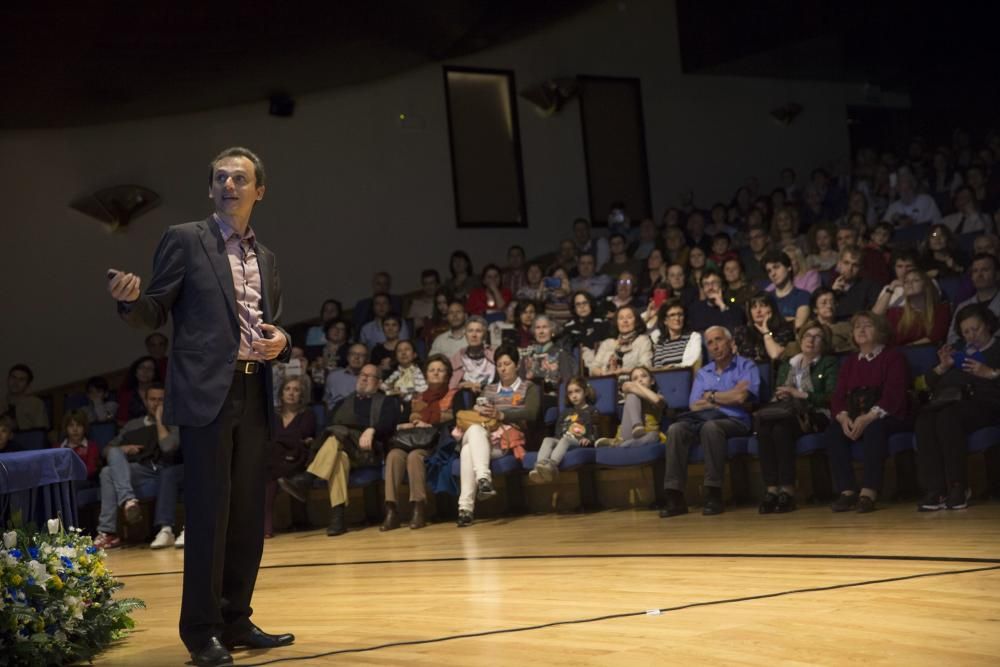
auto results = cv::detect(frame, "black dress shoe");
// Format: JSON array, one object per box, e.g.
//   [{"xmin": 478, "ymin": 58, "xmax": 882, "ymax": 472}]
[
  {"xmin": 224, "ymin": 625, "xmax": 295, "ymax": 650},
  {"xmin": 327, "ymin": 504, "xmax": 346, "ymax": 536},
  {"xmin": 190, "ymin": 637, "xmax": 232, "ymax": 666}
]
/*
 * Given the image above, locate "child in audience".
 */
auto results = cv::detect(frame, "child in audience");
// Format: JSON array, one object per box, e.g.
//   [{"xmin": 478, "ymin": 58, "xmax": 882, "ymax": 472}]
[
  {"xmin": 708, "ymin": 232, "xmax": 738, "ymax": 267},
  {"xmin": 596, "ymin": 366, "xmax": 664, "ymax": 448},
  {"xmin": 83, "ymin": 376, "xmax": 118, "ymax": 423},
  {"xmin": 528, "ymin": 377, "xmax": 598, "ymax": 483},
  {"xmin": 53, "ymin": 410, "xmax": 100, "ymax": 485},
  {"xmin": 381, "ymin": 340, "xmax": 428, "ymax": 402}
]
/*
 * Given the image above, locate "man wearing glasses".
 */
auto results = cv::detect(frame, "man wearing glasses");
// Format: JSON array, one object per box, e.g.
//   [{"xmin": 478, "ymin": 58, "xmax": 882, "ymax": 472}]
[
  {"xmin": 688, "ymin": 270, "xmax": 746, "ymax": 333},
  {"xmin": 740, "ymin": 223, "xmax": 772, "ymax": 284}
]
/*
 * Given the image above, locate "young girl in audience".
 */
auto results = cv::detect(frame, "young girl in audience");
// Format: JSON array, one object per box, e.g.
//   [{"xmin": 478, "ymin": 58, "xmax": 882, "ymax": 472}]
[
  {"xmin": 421, "ymin": 290, "xmax": 452, "ymax": 350},
  {"xmin": 708, "ymin": 233, "xmax": 738, "ymax": 267},
  {"xmin": 686, "ymin": 246, "xmax": 714, "ymax": 291},
  {"xmin": 53, "ymin": 410, "xmax": 100, "ymax": 486},
  {"xmin": 528, "ymin": 377, "xmax": 598, "ymax": 483},
  {"xmin": 920, "ymin": 224, "xmax": 967, "ymax": 279},
  {"xmin": 596, "ymin": 366, "xmax": 664, "ymax": 448},
  {"xmin": 381, "ymin": 340, "xmax": 428, "ymax": 402},
  {"xmin": 885, "ymin": 269, "xmax": 951, "ymax": 346},
  {"xmin": 806, "ymin": 222, "xmax": 838, "ymax": 271}
]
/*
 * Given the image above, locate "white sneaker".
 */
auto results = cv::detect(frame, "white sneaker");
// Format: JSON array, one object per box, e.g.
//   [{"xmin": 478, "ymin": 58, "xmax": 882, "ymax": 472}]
[
  {"xmin": 150, "ymin": 526, "xmax": 175, "ymax": 549},
  {"xmin": 174, "ymin": 529, "xmax": 185, "ymax": 549}
]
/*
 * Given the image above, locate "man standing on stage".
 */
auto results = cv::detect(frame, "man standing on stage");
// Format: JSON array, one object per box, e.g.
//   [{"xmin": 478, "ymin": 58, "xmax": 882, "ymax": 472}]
[{"xmin": 107, "ymin": 147, "xmax": 294, "ymax": 667}]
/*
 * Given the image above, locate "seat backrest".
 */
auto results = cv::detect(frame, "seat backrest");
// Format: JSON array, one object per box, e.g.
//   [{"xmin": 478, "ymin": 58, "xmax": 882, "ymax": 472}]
[
  {"xmin": 756, "ymin": 361, "xmax": 773, "ymax": 404},
  {"xmin": 901, "ymin": 344, "xmax": 939, "ymax": 378},
  {"xmin": 64, "ymin": 393, "xmax": 89, "ymax": 411},
  {"xmin": 87, "ymin": 422, "xmax": 118, "ymax": 451},
  {"xmin": 892, "ymin": 223, "xmax": 930, "ymax": 249},
  {"xmin": 13, "ymin": 429, "xmax": 47, "ymax": 451},
  {"xmin": 590, "ymin": 376, "xmax": 619, "ymax": 415},
  {"xmin": 653, "ymin": 368, "xmax": 693, "ymax": 410}
]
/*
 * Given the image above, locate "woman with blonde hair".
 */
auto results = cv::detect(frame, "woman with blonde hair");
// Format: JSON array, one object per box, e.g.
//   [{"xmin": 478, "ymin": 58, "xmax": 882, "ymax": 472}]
[
  {"xmin": 885, "ymin": 268, "xmax": 950, "ymax": 346},
  {"xmin": 779, "ymin": 243, "xmax": 821, "ymax": 294}
]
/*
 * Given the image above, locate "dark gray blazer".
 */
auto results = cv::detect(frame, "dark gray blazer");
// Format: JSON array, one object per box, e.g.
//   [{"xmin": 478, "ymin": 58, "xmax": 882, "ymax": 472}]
[{"xmin": 119, "ymin": 217, "xmax": 290, "ymax": 430}]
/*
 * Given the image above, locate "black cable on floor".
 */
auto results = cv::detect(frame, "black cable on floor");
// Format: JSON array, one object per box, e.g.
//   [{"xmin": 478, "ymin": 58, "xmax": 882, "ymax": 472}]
[{"xmin": 229, "ymin": 563, "xmax": 1000, "ymax": 666}]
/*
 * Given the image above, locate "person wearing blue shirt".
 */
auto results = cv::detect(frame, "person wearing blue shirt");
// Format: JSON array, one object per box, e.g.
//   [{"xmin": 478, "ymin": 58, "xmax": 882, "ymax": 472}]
[
  {"xmin": 661, "ymin": 326, "xmax": 760, "ymax": 518},
  {"xmin": 764, "ymin": 250, "xmax": 811, "ymax": 329}
]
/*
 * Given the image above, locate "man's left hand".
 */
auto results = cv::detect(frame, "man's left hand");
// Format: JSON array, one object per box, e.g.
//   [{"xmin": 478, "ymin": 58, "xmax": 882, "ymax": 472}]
[
  {"xmin": 359, "ymin": 427, "xmax": 375, "ymax": 450},
  {"xmin": 253, "ymin": 323, "xmax": 288, "ymax": 360}
]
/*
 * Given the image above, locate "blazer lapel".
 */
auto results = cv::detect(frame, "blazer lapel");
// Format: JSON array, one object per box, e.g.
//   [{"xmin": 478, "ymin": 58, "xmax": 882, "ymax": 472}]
[{"xmin": 196, "ymin": 218, "xmax": 239, "ymax": 326}]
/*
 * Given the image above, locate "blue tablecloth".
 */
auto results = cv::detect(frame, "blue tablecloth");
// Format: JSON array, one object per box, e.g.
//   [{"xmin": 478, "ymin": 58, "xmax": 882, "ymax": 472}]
[{"xmin": 0, "ymin": 448, "xmax": 87, "ymax": 528}]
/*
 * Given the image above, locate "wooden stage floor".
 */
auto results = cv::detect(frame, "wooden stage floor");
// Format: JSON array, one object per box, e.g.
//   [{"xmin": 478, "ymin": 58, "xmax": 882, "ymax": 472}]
[{"xmin": 96, "ymin": 502, "xmax": 1000, "ymax": 666}]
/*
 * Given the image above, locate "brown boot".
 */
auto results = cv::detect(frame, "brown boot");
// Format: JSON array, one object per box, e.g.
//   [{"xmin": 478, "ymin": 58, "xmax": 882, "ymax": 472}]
[
  {"xmin": 409, "ymin": 501, "xmax": 426, "ymax": 529},
  {"xmin": 380, "ymin": 502, "xmax": 400, "ymax": 532}
]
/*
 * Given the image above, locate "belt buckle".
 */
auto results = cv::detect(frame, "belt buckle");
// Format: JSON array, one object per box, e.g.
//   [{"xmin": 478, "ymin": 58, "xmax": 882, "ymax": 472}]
[{"xmin": 243, "ymin": 361, "xmax": 258, "ymax": 374}]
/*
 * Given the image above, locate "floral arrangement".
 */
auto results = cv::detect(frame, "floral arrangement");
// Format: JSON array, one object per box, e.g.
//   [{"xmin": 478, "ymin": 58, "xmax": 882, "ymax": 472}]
[{"xmin": 1, "ymin": 516, "xmax": 144, "ymax": 667}]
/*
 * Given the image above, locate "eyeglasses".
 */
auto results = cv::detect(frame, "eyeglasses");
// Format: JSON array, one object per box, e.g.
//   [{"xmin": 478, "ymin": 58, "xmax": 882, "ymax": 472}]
[
  {"xmin": 618, "ymin": 279, "xmax": 633, "ymax": 285},
  {"xmin": 574, "ymin": 300, "xmax": 590, "ymax": 306}
]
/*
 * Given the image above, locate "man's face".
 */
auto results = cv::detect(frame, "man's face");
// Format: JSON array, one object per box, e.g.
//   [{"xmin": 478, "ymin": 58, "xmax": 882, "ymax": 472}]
[
  {"xmin": 705, "ymin": 328, "xmax": 733, "ymax": 363},
  {"xmin": 465, "ymin": 322, "xmax": 486, "ymax": 347},
  {"xmin": 383, "ymin": 319, "xmax": 401, "ymax": 340},
  {"xmin": 396, "ymin": 343, "xmax": 415, "ymax": 366},
  {"xmin": 836, "ymin": 229, "xmax": 857, "ymax": 251},
  {"xmin": 970, "ymin": 258, "xmax": 997, "ymax": 290},
  {"xmin": 421, "ymin": 274, "xmax": 439, "ymax": 297},
  {"xmin": 372, "ymin": 296, "xmax": 391, "ymax": 319},
  {"xmin": 609, "ymin": 236, "xmax": 626, "ymax": 256},
  {"xmin": 373, "ymin": 273, "xmax": 390, "ymax": 294},
  {"xmin": 765, "ymin": 262, "xmax": 789, "ymax": 287},
  {"xmin": 209, "ymin": 156, "xmax": 263, "ymax": 218},
  {"xmin": 347, "ymin": 345, "xmax": 367, "ymax": 371},
  {"xmin": 355, "ymin": 365, "xmax": 381, "ymax": 396},
  {"xmin": 146, "ymin": 334, "xmax": 168, "ymax": 359},
  {"xmin": 748, "ymin": 229, "xmax": 769, "ymax": 253},
  {"xmin": 143, "ymin": 388, "xmax": 165, "ymax": 414},
  {"xmin": 686, "ymin": 214, "xmax": 704, "ymax": 236},
  {"xmin": 639, "ymin": 219, "xmax": 656, "ymax": 242},
  {"xmin": 447, "ymin": 303, "xmax": 466, "ymax": 329},
  {"xmin": 578, "ymin": 255, "xmax": 595, "ymax": 278},
  {"xmin": 573, "ymin": 221, "xmax": 590, "ymax": 244},
  {"xmin": 507, "ymin": 247, "xmax": 524, "ymax": 268},
  {"xmin": 7, "ymin": 370, "xmax": 30, "ymax": 396},
  {"xmin": 701, "ymin": 275, "xmax": 723, "ymax": 299},
  {"xmin": 894, "ymin": 259, "xmax": 915, "ymax": 281},
  {"xmin": 837, "ymin": 253, "xmax": 861, "ymax": 281},
  {"xmin": 560, "ymin": 240, "xmax": 576, "ymax": 261}
]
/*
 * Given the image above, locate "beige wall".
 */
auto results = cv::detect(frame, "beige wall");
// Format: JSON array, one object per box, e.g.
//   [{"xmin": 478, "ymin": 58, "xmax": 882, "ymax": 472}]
[{"xmin": 0, "ymin": 1, "xmax": 869, "ymax": 389}]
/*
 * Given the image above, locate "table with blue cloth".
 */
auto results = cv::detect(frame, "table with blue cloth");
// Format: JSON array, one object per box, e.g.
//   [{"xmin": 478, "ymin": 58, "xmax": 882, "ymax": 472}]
[{"xmin": 0, "ymin": 448, "xmax": 87, "ymax": 528}]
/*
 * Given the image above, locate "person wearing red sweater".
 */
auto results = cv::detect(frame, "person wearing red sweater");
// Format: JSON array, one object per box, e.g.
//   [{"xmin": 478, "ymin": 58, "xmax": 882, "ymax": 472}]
[
  {"xmin": 465, "ymin": 264, "xmax": 512, "ymax": 319},
  {"xmin": 53, "ymin": 410, "xmax": 101, "ymax": 485},
  {"xmin": 824, "ymin": 311, "xmax": 911, "ymax": 513},
  {"xmin": 885, "ymin": 269, "xmax": 951, "ymax": 346}
]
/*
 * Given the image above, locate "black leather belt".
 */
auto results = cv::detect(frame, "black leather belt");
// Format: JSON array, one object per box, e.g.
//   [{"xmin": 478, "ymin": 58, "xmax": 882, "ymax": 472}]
[{"xmin": 235, "ymin": 360, "xmax": 261, "ymax": 374}]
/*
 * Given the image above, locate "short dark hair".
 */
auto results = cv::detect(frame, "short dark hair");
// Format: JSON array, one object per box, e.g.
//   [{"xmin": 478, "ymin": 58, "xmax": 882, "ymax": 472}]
[
  {"xmin": 494, "ymin": 344, "xmax": 520, "ymax": 366},
  {"xmin": 423, "ymin": 353, "xmax": 454, "ymax": 380},
  {"xmin": 507, "ymin": 245, "xmax": 525, "ymax": 256},
  {"xmin": 62, "ymin": 409, "xmax": 89, "ymax": 434},
  {"xmin": 609, "ymin": 233, "xmax": 626, "ymax": 245},
  {"xmin": 145, "ymin": 332, "xmax": 168, "ymax": 345},
  {"xmin": 971, "ymin": 252, "xmax": 999, "ymax": 272},
  {"xmin": 86, "ymin": 376, "xmax": 110, "ymax": 393},
  {"xmin": 324, "ymin": 318, "xmax": 350, "ymax": 338},
  {"xmin": 699, "ymin": 269, "xmax": 723, "ymax": 286},
  {"xmin": 515, "ymin": 299, "xmax": 540, "ymax": 323},
  {"xmin": 810, "ymin": 286, "xmax": 837, "ymax": 312},
  {"xmin": 144, "ymin": 382, "xmax": 166, "ymax": 397},
  {"xmin": 209, "ymin": 146, "xmax": 265, "ymax": 187},
  {"xmin": 481, "ymin": 263, "xmax": 503, "ymax": 282},
  {"xmin": 8, "ymin": 363, "xmax": 33, "ymax": 384},
  {"xmin": 954, "ymin": 302, "xmax": 999, "ymax": 338},
  {"xmin": 420, "ymin": 268, "xmax": 440, "ymax": 283},
  {"xmin": 762, "ymin": 250, "xmax": 792, "ymax": 269}
]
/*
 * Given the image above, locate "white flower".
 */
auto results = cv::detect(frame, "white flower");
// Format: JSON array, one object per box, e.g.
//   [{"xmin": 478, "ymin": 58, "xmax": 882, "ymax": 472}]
[
  {"xmin": 55, "ymin": 546, "xmax": 75, "ymax": 560},
  {"xmin": 2, "ymin": 531, "xmax": 16, "ymax": 549},
  {"xmin": 47, "ymin": 518, "xmax": 61, "ymax": 535},
  {"xmin": 27, "ymin": 560, "xmax": 51, "ymax": 584}
]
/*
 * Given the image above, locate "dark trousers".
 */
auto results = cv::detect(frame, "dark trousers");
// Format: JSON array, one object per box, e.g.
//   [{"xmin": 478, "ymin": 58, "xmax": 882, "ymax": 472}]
[
  {"xmin": 824, "ymin": 415, "xmax": 908, "ymax": 494},
  {"xmin": 664, "ymin": 417, "xmax": 749, "ymax": 490},
  {"xmin": 178, "ymin": 371, "xmax": 268, "ymax": 651},
  {"xmin": 756, "ymin": 417, "xmax": 802, "ymax": 487},
  {"xmin": 915, "ymin": 399, "xmax": 996, "ymax": 494}
]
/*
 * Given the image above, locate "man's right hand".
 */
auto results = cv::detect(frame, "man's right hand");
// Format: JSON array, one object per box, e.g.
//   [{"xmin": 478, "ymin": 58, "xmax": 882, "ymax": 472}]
[
  {"xmin": 120, "ymin": 444, "xmax": 144, "ymax": 456},
  {"xmin": 108, "ymin": 269, "xmax": 141, "ymax": 302}
]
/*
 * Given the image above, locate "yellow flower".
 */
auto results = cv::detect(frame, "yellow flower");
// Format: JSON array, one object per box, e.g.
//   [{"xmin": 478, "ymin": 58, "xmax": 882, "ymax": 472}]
[
  {"xmin": 49, "ymin": 577, "xmax": 63, "ymax": 590},
  {"xmin": 10, "ymin": 575, "xmax": 22, "ymax": 586}
]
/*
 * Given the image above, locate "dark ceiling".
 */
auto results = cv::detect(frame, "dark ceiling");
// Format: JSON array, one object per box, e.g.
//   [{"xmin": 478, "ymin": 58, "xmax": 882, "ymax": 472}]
[
  {"xmin": 0, "ymin": 1, "xmax": 598, "ymax": 129},
  {"xmin": 4, "ymin": 1, "xmax": 998, "ymax": 131}
]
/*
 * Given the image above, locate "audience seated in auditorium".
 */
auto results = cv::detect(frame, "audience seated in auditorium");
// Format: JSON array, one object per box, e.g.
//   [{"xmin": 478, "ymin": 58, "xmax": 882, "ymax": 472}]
[
  {"xmin": 770, "ymin": 206, "xmax": 805, "ymax": 253},
  {"xmin": 755, "ymin": 322, "xmax": 839, "ymax": 514},
  {"xmin": 548, "ymin": 239, "xmax": 578, "ymax": 277},
  {"xmin": 600, "ymin": 234, "xmax": 639, "ymax": 278},
  {"xmin": 722, "ymin": 257, "xmax": 755, "ymax": 311},
  {"xmin": 883, "ymin": 168, "xmax": 943, "ymax": 226},
  {"xmin": 359, "ymin": 293, "xmax": 411, "ymax": 350},
  {"xmin": 542, "ymin": 267, "xmax": 573, "ymax": 327},
  {"xmin": 884, "ymin": 269, "xmax": 950, "ymax": 346},
  {"xmin": 688, "ymin": 270, "xmax": 746, "ymax": 332},
  {"xmin": 667, "ymin": 263, "xmax": 698, "ymax": 307},
  {"xmin": 501, "ymin": 245, "xmax": 527, "ymax": 296},
  {"xmin": 637, "ymin": 249, "xmax": 669, "ymax": 317},
  {"xmin": 93, "ymin": 383, "xmax": 184, "ymax": 550},
  {"xmin": 663, "ymin": 226, "xmax": 690, "ymax": 270},
  {"xmin": 740, "ymin": 223, "xmax": 772, "ymax": 284},
  {"xmin": 444, "ymin": 250, "xmax": 479, "ymax": 304},
  {"xmin": 734, "ymin": 291, "xmax": 795, "ymax": 363},
  {"xmin": 430, "ymin": 298, "xmax": 468, "ymax": 359},
  {"xmin": 272, "ymin": 346, "xmax": 311, "ymax": 407},
  {"xmin": 806, "ymin": 222, "xmax": 839, "ymax": 271},
  {"xmin": 53, "ymin": 410, "xmax": 100, "ymax": 488},
  {"xmin": 631, "ymin": 218, "xmax": 660, "ymax": 261},
  {"xmin": 685, "ymin": 210, "xmax": 712, "ymax": 253},
  {"xmin": 571, "ymin": 252, "xmax": 612, "ymax": 299},
  {"xmin": 829, "ymin": 246, "xmax": 883, "ymax": 320},
  {"xmin": 381, "ymin": 340, "xmax": 427, "ymax": 402},
  {"xmin": 974, "ymin": 233, "xmax": 999, "ymax": 258},
  {"xmin": 596, "ymin": 366, "xmax": 665, "ymax": 448},
  {"xmin": 917, "ymin": 304, "xmax": 1000, "ymax": 512},
  {"xmin": 449, "ymin": 316, "xmax": 496, "ymax": 398},
  {"xmin": 516, "ymin": 262, "xmax": 546, "ymax": 304},
  {"xmin": 1, "ymin": 363, "xmax": 49, "ymax": 432},
  {"xmin": 421, "ymin": 290, "xmax": 453, "ymax": 350},
  {"xmin": 512, "ymin": 300, "xmax": 538, "ymax": 348},
  {"xmin": 562, "ymin": 291, "xmax": 610, "ymax": 356},
  {"xmin": 835, "ymin": 225, "xmax": 890, "ymax": 285},
  {"xmin": 650, "ymin": 298, "xmax": 702, "ymax": 369},
  {"xmin": 264, "ymin": 377, "xmax": 316, "ymax": 538},
  {"xmin": 602, "ymin": 270, "xmax": 643, "ymax": 318},
  {"xmin": 144, "ymin": 332, "xmax": 169, "ymax": 379},
  {"xmin": 466, "ymin": 264, "xmax": 512, "ymax": 319},
  {"xmin": 382, "ymin": 354, "xmax": 457, "ymax": 530},
  {"xmin": 406, "ymin": 269, "xmax": 441, "ymax": 333},
  {"xmin": 585, "ymin": 305, "xmax": 652, "ymax": 379},
  {"xmin": 706, "ymin": 203, "xmax": 739, "ymax": 241},
  {"xmin": 116, "ymin": 355, "xmax": 160, "ymax": 426},
  {"xmin": 528, "ymin": 376, "xmax": 597, "ymax": 483},
  {"xmin": 661, "ymin": 326, "xmax": 760, "ymax": 518},
  {"xmin": 763, "ymin": 251, "xmax": 811, "ymax": 328},
  {"xmin": 520, "ymin": 315, "xmax": 575, "ymax": 399},
  {"xmin": 305, "ymin": 299, "xmax": 342, "ymax": 350},
  {"xmin": 82, "ymin": 376, "xmax": 118, "ymax": 424},
  {"xmin": 573, "ymin": 217, "xmax": 610, "ymax": 269},
  {"xmin": 779, "ymin": 243, "xmax": 821, "ymax": 294},
  {"xmin": 809, "ymin": 288, "xmax": 855, "ymax": 354},
  {"xmin": 825, "ymin": 312, "xmax": 911, "ymax": 514},
  {"xmin": 919, "ymin": 224, "xmax": 967, "ymax": 279},
  {"xmin": 282, "ymin": 364, "xmax": 399, "ymax": 536},
  {"xmin": 369, "ymin": 315, "xmax": 404, "ymax": 375},
  {"xmin": 941, "ymin": 186, "xmax": 995, "ymax": 235},
  {"xmin": 324, "ymin": 343, "xmax": 368, "ymax": 410},
  {"xmin": 455, "ymin": 345, "xmax": 540, "ymax": 527},
  {"xmin": 872, "ymin": 249, "xmax": 925, "ymax": 315},
  {"xmin": 686, "ymin": 246, "xmax": 715, "ymax": 294},
  {"xmin": 320, "ymin": 319, "xmax": 350, "ymax": 373},
  {"xmin": 926, "ymin": 148, "xmax": 964, "ymax": 214},
  {"xmin": 353, "ymin": 272, "xmax": 403, "ymax": 332},
  {"xmin": 708, "ymin": 233, "xmax": 738, "ymax": 268},
  {"xmin": 947, "ymin": 254, "xmax": 1000, "ymax": 344}
]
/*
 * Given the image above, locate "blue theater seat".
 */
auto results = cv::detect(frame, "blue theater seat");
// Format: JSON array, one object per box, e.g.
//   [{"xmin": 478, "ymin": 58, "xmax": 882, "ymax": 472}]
[
  {"xmin": 88, "ymin": 422, "xmax": 118, "ymax": 451},
  {"xmin": 522, "ymin": 446, "xmax": 596, "ymax": 471},
  {"xmin": 968, "ymin": 426, "xmax": 1000, "ymax": 454},
  {"xmin": 312, "ymin": 403, "xmax": 327, "ymax": 433}
]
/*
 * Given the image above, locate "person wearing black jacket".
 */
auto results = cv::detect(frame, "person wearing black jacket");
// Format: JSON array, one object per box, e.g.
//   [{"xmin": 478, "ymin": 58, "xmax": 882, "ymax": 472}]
[
  {"xmin": 279, "ymin": 364, "xmax": 399, "ymax": 536},
  {"xmin": 916, "ymin": 304, "xmax": 1000, "ymax": 511},
  {"xmin": 93, "ymin": 383, "xmax": 182, "ymax": 550}
]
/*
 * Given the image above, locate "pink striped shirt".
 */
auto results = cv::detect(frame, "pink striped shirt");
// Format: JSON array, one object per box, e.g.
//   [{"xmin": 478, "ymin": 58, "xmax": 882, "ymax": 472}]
[{"xmin": 214, "ymin": 215, "xmax": 265, "ymax": 361}]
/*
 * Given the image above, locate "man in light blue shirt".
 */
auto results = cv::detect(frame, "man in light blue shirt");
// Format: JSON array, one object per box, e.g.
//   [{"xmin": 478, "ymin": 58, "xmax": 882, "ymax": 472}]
[
  {"xmin": 324, "ymin": 344, "xmax": 368, "ymax": 410},
  {"xmin": 661, "ymin": 325, "xmax": 760, "ymax": 518}
]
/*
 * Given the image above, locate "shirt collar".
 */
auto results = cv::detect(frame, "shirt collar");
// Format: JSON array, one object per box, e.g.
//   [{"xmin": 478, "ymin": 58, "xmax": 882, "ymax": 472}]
[
  {"xmin": 857, "ymin": 345, "xmax": 884, "ymax": 362},
  {"xmin": 213, "ymin": 214, "xmax": 256, "ymax": 245}
]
